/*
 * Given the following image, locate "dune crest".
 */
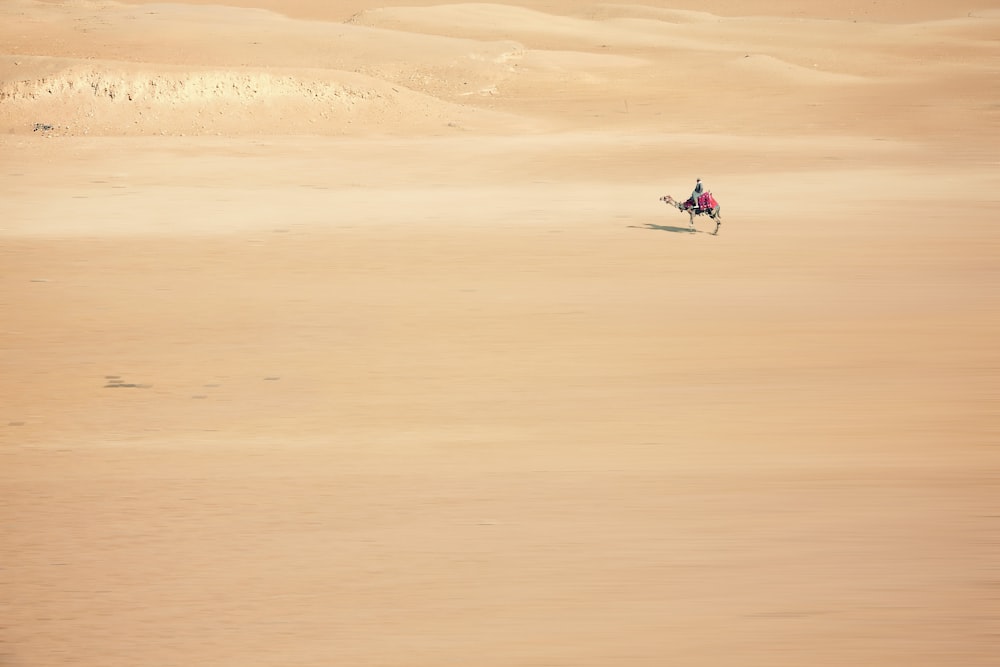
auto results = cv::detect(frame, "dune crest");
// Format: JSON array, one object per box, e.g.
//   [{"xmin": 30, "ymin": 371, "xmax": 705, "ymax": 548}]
[
  {"xmin": 0, "ymin": 64, "xmax": 380, "ymax": 105},
  {"xmin": 0, "ymin": 58, "xmax": 534, "ymax": 136}
]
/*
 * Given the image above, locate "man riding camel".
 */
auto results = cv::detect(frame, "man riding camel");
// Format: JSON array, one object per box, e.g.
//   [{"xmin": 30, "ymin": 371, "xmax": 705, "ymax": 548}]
[
  {"xmin": 658, "ymin": 179, "xmax": 723, "ymax": 235},
  {"xmin": 689, "ymin": 178, "xmax": 705, "ymax": 209}
]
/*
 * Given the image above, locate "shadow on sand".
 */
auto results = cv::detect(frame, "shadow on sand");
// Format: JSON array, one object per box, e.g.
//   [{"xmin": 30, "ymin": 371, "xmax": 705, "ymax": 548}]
[{"xmin": 630, "ymin": 223, "xmax": 701, "ymax": 234}]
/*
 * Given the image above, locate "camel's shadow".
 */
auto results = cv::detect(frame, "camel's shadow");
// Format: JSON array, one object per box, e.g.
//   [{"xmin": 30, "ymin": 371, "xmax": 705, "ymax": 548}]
[{"xmin": 631, "ymin": 223, "xmax": 701, "ymax": 234}]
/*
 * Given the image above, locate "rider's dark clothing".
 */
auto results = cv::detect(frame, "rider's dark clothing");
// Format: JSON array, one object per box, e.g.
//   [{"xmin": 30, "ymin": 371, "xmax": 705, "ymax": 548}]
[{"xmin": 690, "ymin": 180, "xmax": 704, "ymax": 207}]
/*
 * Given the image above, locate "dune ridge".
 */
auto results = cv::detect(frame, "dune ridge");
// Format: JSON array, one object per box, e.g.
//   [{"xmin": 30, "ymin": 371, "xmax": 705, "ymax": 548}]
[
  {"xmin": 0, "ymin": 57, "xmax": 534, "ymax": 135},
  {"xmin": 0, "ymin": 64, "xmax": 381, "ymax": 105}
]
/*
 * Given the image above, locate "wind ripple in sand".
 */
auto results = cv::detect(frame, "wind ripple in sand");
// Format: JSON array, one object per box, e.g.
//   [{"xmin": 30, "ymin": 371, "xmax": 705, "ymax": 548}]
[{"xmin": 733, "ymin": 54, "xmax": 871, "ymax": 85}]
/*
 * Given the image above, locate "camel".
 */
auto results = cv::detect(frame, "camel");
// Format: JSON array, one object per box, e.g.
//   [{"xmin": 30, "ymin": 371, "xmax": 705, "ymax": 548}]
[{"xmin": 660, "ymin": 193, "xmax": 722, "ymax": 235}]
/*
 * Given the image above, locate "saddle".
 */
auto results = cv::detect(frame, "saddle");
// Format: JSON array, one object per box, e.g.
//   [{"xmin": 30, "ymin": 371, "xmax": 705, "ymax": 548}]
[{"xmin": 683, "ymin": 192, "xmax": 718, "ymax": 211}]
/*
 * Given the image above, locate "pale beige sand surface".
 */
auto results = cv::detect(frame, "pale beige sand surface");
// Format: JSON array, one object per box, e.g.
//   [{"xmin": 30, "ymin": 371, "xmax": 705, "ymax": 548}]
[{"xmin": 2, "ymin": 1, "xmax": 999, "ymax": 666}]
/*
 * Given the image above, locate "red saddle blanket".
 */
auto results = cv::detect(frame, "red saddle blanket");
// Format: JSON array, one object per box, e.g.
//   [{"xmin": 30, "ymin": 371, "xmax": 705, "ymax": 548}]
[{"xmin": 684, "ymin": 192, "xmax": 718, "ymax": 210}]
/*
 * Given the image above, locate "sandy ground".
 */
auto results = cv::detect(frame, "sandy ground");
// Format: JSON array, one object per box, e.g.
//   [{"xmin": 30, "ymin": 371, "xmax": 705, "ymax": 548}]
[{"xmin": 2, "ymin": 1, "xmax": 999, "ymax": 665}]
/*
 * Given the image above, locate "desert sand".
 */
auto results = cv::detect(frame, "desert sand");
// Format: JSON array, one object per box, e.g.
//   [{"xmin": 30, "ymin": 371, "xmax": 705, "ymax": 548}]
[{"xmin": 2, "ymin": 1, "xmax": 999, "ymax": 665}]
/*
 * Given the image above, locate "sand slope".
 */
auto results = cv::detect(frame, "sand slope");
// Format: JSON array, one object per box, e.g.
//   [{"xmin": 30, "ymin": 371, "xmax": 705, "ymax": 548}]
[
  {"xmin": 3, "ymin": 0, "xmax": 998, "ymax": 138},
  {"xmin": 2, "ymin": 1, "xmax": 998, "ymax": 666}
]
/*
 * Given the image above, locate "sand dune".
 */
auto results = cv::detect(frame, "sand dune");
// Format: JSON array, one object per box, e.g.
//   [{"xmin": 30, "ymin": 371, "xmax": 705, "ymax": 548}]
[
  {"xmin": 0, "ymin": 57, "xmax": 527, "ymax": 136},
  {"xmin": 4, "ymin": 1, "xmax": 997, "ymax": 137},
  {"xmin": 2, "ymin": 1, "xmax": 998, "ymax": 666}
]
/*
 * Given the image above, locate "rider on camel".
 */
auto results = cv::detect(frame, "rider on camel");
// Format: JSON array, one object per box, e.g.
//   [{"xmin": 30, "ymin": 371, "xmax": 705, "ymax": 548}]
[{"xmin": 689, "ymin": 178, "xmax": 704, "ymax": 210}]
